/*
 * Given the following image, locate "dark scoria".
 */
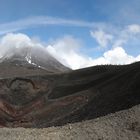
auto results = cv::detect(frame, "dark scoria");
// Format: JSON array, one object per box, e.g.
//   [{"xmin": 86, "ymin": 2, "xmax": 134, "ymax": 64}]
[{"xmin": 0, "ymin": 62, "xmax": 140, "ymax": 128}]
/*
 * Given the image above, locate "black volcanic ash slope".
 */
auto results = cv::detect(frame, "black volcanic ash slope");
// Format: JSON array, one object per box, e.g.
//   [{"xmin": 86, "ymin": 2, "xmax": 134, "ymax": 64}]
[
  {"xmin": 50, "ymin": 62, "xmax": 140, "ymax": 126},
  {"xmin": 0, "ymin": 59, "xmax": 140, "ymax": 127}
]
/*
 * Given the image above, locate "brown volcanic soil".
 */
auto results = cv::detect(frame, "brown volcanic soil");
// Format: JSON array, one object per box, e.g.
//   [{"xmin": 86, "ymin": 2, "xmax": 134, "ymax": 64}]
[
  {"xmin": 0, "ymin": 104, "xmax": 140, "ymax": 140},
  {"xmin": 0, "ymin": 62, "xmax": 140, "ymax": 128}
]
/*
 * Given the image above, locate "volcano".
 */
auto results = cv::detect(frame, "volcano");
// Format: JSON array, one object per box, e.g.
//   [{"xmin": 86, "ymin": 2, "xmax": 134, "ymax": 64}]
[
  {"xmin": 0, "ymin": 47, "xmax": 140, "ymax": 128},
  {"xmin": 0, "ymin": 46, "xmax": 70, "ymax": 78}
]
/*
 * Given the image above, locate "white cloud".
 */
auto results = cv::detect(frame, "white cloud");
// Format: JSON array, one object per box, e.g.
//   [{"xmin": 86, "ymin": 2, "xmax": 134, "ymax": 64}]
[
  {"xmin": 90, "ymin": 30, "xmax": 113, "ymax": 48},
  {"xmin": 127, "ymin": 24, "xmax": 140, "ymax": 34},
  {"xmin": 112, "ymin": 24, "xmax": 140, "ymax": 49},
  {"xmin": 0, "ymin": 16, "xmax": 105, "ymax": 35},
  {"xmin": 88, "ymin": 24, "xmax": 140, "ymax": 68},
  {"xmin": 46, "ymin": 36, "xmax": 140, "ymax": 69},
  {"xmin": 103, "ymin": 47, "xmax": 137, "ymax": 64},
  {"xmin": 0, "ymin": 33, "xmax": 140, "ymax": 70},
  {"xmin": 46, "ymin": 36, "xmax": 88, "ymax": 69},
  {"xmin": 91, "ymin": 24, "xmax": 140, "ymax": 50},
  {"xmin": 81, "ymin": 47, "xmax": 140, "ymax": 67},
  {"xmin": 0, "ymin": 33, "xmax": 45, "ymax": 58}
]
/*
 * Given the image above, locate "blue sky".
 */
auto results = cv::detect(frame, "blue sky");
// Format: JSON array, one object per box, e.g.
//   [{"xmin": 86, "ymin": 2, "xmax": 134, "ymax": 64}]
[{"xmin": 0, "ymin": 0, "xmax": 140, "ymax": 69}]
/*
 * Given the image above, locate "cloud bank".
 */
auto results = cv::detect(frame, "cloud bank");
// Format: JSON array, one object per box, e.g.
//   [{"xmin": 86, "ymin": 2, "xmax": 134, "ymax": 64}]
[{"xmin": 0, "ymin": 33, "xmax": 140, "ymax": 70}]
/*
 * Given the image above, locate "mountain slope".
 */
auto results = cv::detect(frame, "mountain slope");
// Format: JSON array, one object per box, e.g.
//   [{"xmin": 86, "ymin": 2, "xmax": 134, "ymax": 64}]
[
  {"xmin": 0, "ymin": 62, "xmax": 140, "ymax": 127},
  {"xmin": 0, "ymin": 45, "xmax": 70, "ymax": 75}
]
